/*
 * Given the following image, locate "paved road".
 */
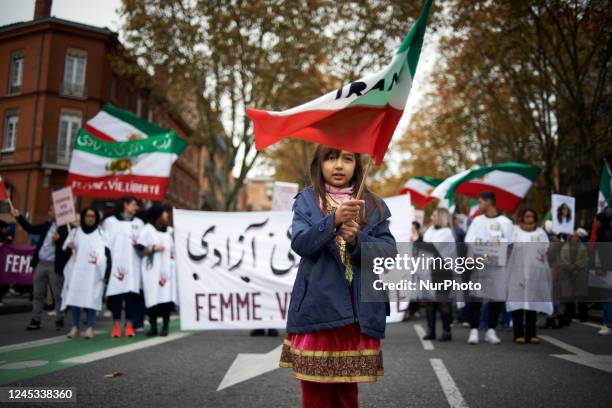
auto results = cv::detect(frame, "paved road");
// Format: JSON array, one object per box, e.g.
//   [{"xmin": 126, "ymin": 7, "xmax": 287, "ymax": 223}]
[{"xmin": 1, "ymin": 311, "xmax": 611, "ymax": 407}]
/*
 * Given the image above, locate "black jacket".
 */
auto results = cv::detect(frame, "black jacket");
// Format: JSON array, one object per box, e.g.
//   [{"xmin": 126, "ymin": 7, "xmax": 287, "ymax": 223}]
[{"xmin": 16, "ymin": 215, "xmax": 70, "ymax": 275}]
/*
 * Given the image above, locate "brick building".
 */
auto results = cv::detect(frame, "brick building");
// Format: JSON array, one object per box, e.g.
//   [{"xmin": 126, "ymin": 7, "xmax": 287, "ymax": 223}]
[{"xmin": 0, "ymin": 0, "xmax": 203, "ymax": 243}]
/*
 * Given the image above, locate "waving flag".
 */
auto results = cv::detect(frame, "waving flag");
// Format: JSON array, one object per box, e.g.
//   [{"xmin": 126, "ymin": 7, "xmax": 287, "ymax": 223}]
[
  {"xmin": 67, "ymin": 129, "xmax": 186, "ymax": 201},
  {"xmin": 597, "ymin": 162, "xmax": 612, "ymax": 214},
  {"xmin": 83, "ymin": 104, "xmax": 167, "ymax": 142},
  {"xmin": 400, "ymin": 176, "xmax": 442, "ymax": 207},
  {"xmin": 431, "ymin": 163, "xmax": 541, "ymax": 212},
  {"xmin": 0, "ymin": 176, "xmax": 9, "ymax": 202},
  {"xmin": 247, "ymin": 0, "xmax": 433, "ymax": 165}
]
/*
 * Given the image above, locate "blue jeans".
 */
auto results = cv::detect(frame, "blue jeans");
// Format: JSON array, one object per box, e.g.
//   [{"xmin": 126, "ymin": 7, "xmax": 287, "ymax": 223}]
[
  {"xmin": 72, "ymin": 307, "xmax": 96, "ymax": 328},
  {"xmin": 603, "ymin": 302, "xmax": 612, "ymax": 327}
]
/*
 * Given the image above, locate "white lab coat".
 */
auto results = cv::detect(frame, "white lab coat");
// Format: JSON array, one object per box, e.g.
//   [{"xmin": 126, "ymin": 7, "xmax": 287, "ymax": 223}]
[
  {"xmin": 103, "ymin": 216, "xmax": 144, "ymax": 297},
  {"xmin": 137, "ymin": 224, "xmax": 177, "ymax": 308}
]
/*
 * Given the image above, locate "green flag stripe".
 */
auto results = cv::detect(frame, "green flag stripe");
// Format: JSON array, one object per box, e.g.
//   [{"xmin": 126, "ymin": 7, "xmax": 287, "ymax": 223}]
[
  {"xmin": 397, "ymin": 0, "xmax": 433, "ymax": 78},
  {"xmin": 601, "ymin": 162, "xmax": 612, "ymax": 199},
  {"xmin": 415, "ymin": 176, "xmax": 443, "ymax": 186},
  {"xmin": 74, "ymin": 128, "xmax": 187, "ymax": 159},
  {"xmin": 445, "ymin": 162, "xmax": 541, "ymax": 200},
  {"xmin": 102, "ymin": 104, "xmax": 168, "ymax": 136}
]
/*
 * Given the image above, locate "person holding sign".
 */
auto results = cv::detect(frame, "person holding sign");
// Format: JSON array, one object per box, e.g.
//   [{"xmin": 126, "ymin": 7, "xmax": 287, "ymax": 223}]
[
  {"xmin": 63, "ymin": 208, "xmax": 110, "ymax": 339},
  {"xmin": 102, "ymin": 196, "xmax": 144, "ymax": 338},
  {"xmin": 279, "ymin": 145, "xmax": 396, "ymax": 408},
  {"xmin": 11, "ymin": 205, "xmax": 70, "ymax": 331},
  {"xmin": 136, "ymin": 205, "xmax": 177, "ymax": 337},
  {"xmin": 464, "ymin": 191, "xmax": 513, "ymax": 345}
]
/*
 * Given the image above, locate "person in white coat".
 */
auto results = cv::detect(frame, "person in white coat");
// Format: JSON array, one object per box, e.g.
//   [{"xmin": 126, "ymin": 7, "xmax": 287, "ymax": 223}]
[
  {"xmin": 421, "ymin": 208, "xmax": 456, "ymax": 342},
  {"xmin": 63, "ymin": 208, "xmax": 110, "ymax": 339},
  {"xmin": 464, "ymin": 191, "xmax": 513, "ymax": 345},
  {"xmin": 103, "ymin": 196, "xmax": 144, "ymax": 338},
  {"xmin": 136, "ymin": 205, "xmax": 177, "ymax": 337},
  {"xmin": 506, "ymin": 208, "xmax": 552, "ymax": 344}
]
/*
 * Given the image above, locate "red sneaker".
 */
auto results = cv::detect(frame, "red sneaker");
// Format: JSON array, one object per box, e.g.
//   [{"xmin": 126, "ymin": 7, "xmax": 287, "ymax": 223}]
[
  {"xmin": 125, "ymin": 323, "xmax": 136, "ymax": 337},
  {"xmin": 111, "ymin": 323, "xmax": 121, "ymax": 338}
]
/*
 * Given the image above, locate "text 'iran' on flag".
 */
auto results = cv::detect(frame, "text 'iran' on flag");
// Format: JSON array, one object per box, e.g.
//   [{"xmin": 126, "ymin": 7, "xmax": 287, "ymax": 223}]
[
  {"xmin": 400, "ymin": 176, "xmax": 442, "ymax": 208},
  {"xmin": 246, "ymin": 0, "xmax": 434, "ymax": 165},
  {"xmin": 431, "ymin": 163, "xmax": 541, "ymax": 213}
]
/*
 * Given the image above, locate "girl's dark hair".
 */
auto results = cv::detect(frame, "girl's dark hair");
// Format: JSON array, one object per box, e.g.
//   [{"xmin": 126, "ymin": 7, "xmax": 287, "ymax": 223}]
[
  {"xmin": 557, "ymin": 203, "xmax": 571, "ymax": 223},
  {"xmin": 308, "ymin": 144, "xmax": 383, "ymax": 224},
  {"xmin": 518, "ymin": 207, "xmax": 539, "ymax": 225}
]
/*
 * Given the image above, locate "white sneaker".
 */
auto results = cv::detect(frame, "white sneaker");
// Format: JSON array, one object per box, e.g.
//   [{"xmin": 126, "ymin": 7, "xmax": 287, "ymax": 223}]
[
  {"xmin": 67, "ymin": 326, "xmax": 79, "ymax": 339},
  {"xmin": 598, "ymin": 326, "xmax": 611, "ymax": 336},
  {"xmin": 468, "ymin": 328, "xmax": 479, "ymax": 344},
  {"xmin": 484, "ymin": 328, "xmax": 501, "ymax": 344},
  {"xmin": 84, "ymin": 327, "xmax": 94, "ymax": 339}
]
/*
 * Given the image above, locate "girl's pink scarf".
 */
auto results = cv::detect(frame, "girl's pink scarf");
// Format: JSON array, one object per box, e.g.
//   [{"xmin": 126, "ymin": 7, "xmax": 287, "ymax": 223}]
[{"xmin": 325, "ymin": 184, "xmax": 354, "ymax": 204}]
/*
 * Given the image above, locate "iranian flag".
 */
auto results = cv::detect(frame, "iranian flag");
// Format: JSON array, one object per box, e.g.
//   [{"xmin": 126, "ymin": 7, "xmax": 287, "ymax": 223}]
[
  {"xmin": 431, "ymin": 163, "xmax": 541, "ymax": 212},
  {"xmin": 83, "ymin": 104, "xmax": 167, "ymax": 142},
  {"xmin": 246, "ymin": 0, "xmax": 433, "ymax": 165},
  {"xmin": 400, "ymin": 176, "xmax": 442, "ymax": 207},
  {"xmin": 597, "ymin": 162, "xmax": 612, "ymax": 214},
  {"xmin": 67, "ymin": 129, "xmax": 187, "ymax": 201}
]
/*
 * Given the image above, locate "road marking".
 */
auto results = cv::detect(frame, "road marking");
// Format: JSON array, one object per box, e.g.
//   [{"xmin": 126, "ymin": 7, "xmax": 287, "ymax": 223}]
[
  {"xmin": 0, "ymin": 330, "xmax": 102, "ymax": 353},
  {"xmin": 540, "ymin": 334, "xmax": 612, "ymax": 374},
  {"xmin": 414, "ymin": 324, "xmax": 434, "ymax": 350},
  {"xmin": 539, "ymin": 335, "xmax": 590, "ymax": 356},
  {"xmin": 0, "ymin": 360, "xmax": 48, "ymax": 370},
  {"xmin": 59, "ymin": 332, "xmax": 191, "ymax": 364},
  {"xmin": 430, "ymin": 358, "xmax": 469, "ymax": 408},
  {"xmin": 577, "ymin": 321, "xmax": 602, "ymax": 329},
  {"xmin": 217, "ymin": 345, "xmax": 283, "ymax": 391}
]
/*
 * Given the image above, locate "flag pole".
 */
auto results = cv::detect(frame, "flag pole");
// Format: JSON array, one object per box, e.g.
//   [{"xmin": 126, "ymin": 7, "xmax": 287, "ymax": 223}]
[{"xmin": 356, "ymin": 156, "xmax": 373, "ymax": 200}]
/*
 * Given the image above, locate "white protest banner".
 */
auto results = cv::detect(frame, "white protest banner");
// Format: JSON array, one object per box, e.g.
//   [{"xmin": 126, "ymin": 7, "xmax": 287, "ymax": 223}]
[
  {"xmin": 271, "ymin": 181, "xmax": 299, "ymax": 211},
  {"xmin": 52, "ymin": 186, "xmax": 76, "ymax": 226},
  {"xmin": 551, "ymin": 194, "xmax": 575, "ymax": 235},
  {"xmin": 174, "ymin": 195, "xmax": 412, "ymax": 330}
]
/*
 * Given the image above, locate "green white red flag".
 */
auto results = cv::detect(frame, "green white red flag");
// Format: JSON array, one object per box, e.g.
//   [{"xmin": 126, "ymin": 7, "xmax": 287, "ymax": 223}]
[
  {"xmin": 431, "ymin": 163, "xmax": 541, "ymax": 212},
  {"xmin": 400, "ymin": 176, "xmax": 442, "ymax": 207},
  {"xmin": 597, "ymin": 161, "xmax": 612, "ymax": 214},
  {"xmin": 246, "ymin": 0, "xmax": 433, "ymax": 165}
]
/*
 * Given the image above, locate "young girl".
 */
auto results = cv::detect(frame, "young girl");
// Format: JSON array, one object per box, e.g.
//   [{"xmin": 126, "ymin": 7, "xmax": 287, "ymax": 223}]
[
  {"xmin": 63, "ymin": 208, "xmax": 110, "ymax": 339},
  {"xmin": 280, "ymin": 145, "xmax": 396, "ymax": 408},
  {"xmin": 136, "ymin": 205, "xmax": 177, "ymax": 337}
]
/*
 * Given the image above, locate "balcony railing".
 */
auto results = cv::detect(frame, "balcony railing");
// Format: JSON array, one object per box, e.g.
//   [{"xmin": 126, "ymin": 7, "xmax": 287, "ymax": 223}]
[
  {"xmin": 60, "ymin": 81, "xmax": 87, "ymax": 99},
  {"xmin": 42, "ymin": 143, "xmax": 72, "ymax": 170}
]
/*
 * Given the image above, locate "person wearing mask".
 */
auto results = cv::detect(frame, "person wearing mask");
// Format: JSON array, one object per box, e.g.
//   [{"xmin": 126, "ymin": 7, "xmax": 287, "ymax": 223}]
[
  {"xmin": 421, "ymin": 208, "xmax": 456, "ymax": 341},
  {"xmin": 464, "ymin": 191, "xmax": 513, "ymax": 345},
  {"xmin": 506, "ymin": 208, "xmax": 552, "ymax": 344},
  {"xmin": 103, "ymin": 196, "xmax": 144, "ymax": 338},
  {"xmin": 136, "ymin": 205, "xmax": 177, "ymax": 337},
  {"xmin": 11, "ymin": 205, "xmax": 70, "ymax": 330},
  {"xmin": 63, "ymin": 208, "xmax": 110, "ymax": 339},
  {"xmin": 595, "ymin": 206, "xmax": 612, "ymax": 335}
]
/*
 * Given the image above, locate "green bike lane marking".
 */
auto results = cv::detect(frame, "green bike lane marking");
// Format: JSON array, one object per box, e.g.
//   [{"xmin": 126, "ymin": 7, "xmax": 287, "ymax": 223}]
[{"xmin": 0, "ymin": 319, "xmax": 184, "ymax": 385}]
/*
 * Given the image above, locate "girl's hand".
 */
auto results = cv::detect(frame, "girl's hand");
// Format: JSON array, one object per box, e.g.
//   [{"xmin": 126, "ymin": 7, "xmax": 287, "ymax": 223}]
[
  {"xmin": 67, "ymin": 241, "xmax": 75, "ymax": 250},
  {"xmin": 334, "ymin": 199, "xmax": 364, "ymax": 226},
  {"xmin": 155, "ymin": 244, "xmax": 165, "ymax": 253},
  {"xmin": 340, "ymin": 220, "xmax": 360, "ymax": 245}
]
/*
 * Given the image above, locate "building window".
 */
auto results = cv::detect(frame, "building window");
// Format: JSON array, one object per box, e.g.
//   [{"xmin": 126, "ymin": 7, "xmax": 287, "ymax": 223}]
[
  {"xmin": 62, "ymin": 49, "xmax": 87, "ymax": 97},
  {"xmin": 8, "ymin": 50, "xmax": 24, "ymax": 94},
  {"xmin": 2, "ymin": 110, "xmax": 18, "ymax": 152},
  {"xmin": 57, "ymin": 111, "xmax": 81, "ymax": 164}
]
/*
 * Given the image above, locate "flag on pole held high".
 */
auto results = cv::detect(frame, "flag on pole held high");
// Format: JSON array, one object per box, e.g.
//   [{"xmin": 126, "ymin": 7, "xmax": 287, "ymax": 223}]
[
  {"xmin": 597, "ymin": 161, "xmax": 612, "ymax": 214},
  {"xmin": 247, "ymin": 0, "xmax": 433, "ymax": 165},
  {"xmin": 83, "ymin": 104, "xmax": 169, "ymax": 142},
  {"xmin": 431, "ymin": 163, "xmax": 541, "ymax": 213},
  {"xmin": 67, "ymin": 105, "xmax": 187, "ymax": 201},
  {"xmin": 400, "ymin": 176, "xmax": 442, "ymax": 207}
]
